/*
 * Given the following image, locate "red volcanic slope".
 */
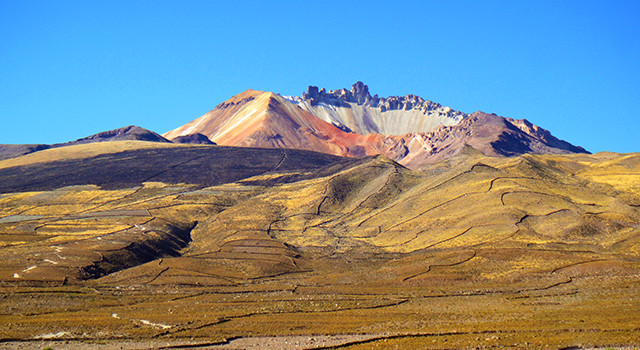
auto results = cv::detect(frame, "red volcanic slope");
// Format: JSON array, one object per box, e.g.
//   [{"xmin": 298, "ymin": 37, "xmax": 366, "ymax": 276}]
[
  {"xmin": 163, "ymin": 89, "xmax": 391, "ymax": 158},
  {"xmin": 164, "ymin": 89, "xmax": 587, "ymax": 170}
]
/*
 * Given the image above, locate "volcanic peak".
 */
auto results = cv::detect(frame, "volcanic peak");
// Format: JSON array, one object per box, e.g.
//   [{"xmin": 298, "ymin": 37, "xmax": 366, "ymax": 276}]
[
  {"xmin": 160, "ymin": 85, "xmax": 589, "ymax": 169},
  {"xmin": 162, "ymin": 90, "xmax": 359, "ymax": 156}
]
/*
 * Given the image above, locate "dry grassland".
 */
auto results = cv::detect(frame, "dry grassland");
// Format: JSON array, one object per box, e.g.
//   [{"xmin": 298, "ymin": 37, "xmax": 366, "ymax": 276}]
[{"xmin": 1, "ymin": 150, "xmax": 639, "ymax": 349}]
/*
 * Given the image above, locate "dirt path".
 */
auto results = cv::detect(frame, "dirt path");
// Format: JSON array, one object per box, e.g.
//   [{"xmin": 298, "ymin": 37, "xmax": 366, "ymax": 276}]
[
  {"xmin": 0, "ymin": 334, "xmax": 387, "ymax": 350},
  {"xmin": 1, "ymin": 336, "xmax": 636, "ymax": 350}
]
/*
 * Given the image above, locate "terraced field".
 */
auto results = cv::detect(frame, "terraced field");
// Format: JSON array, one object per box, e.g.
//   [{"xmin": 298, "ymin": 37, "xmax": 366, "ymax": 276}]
[{"xmin": 0, "ymin": 142, "xmax": 639, "ymax": 349}]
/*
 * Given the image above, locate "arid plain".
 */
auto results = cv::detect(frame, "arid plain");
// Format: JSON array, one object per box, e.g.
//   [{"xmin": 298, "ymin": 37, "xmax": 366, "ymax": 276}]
[{"xmin": 0, "ymin": 141, "xmax": 638, "ymax": 349}]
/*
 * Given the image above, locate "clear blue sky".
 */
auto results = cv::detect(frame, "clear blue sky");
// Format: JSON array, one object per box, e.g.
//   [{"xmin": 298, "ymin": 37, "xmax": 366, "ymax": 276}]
[{"xmin": 1, "ymin": 1, "xmax": 639, "ymax": 153}]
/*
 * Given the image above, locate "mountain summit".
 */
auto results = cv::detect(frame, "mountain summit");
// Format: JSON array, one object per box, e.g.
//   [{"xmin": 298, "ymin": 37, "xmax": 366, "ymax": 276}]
[
  {"xmin": 163, "ymin": 82, "xmax": 588, "ymax": 169},
  {"xmin": 284, "ymin": 81, "xmax": 467, "ymax": 135}
]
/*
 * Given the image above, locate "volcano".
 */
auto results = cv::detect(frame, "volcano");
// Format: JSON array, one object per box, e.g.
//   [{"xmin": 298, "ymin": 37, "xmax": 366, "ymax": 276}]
[{"xmin": 164, "ymin": 82, "xmax": 588, "ymax": 169}]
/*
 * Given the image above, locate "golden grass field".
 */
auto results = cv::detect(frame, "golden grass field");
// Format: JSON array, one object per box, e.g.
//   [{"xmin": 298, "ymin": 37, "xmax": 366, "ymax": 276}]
[{"xmin": 0, "ymin": 143, "xmax": 639, "ymax": 349}]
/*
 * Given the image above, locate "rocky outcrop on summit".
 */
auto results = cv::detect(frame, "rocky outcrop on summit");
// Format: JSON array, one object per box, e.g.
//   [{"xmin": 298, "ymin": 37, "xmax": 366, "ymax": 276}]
[
  {"xmin": 284, "ymin": 82, "xmax": 467, "ymax": 135},
  {"xmin": 298, "ymin": 81, "xmax": 451, "ymax": 112},
  {"xmin": 300, "ymin": 81, "xmax": 374, "ymax": 106}
]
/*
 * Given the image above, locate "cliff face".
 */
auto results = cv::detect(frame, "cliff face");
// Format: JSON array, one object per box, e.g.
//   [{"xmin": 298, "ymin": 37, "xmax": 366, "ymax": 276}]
[{"xmin": 284, "ymin": 81, "xmax": 467, "ymax": 135}]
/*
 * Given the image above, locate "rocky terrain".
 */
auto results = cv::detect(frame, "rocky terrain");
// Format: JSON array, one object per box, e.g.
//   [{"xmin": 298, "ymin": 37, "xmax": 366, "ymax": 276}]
[
  {"xmin": 0, "ymin": 140, "xmax": 638, "ymax": 349},
  {"xmin": 284, "ymin": 81, "xmax": 467, "ymax": 135}
]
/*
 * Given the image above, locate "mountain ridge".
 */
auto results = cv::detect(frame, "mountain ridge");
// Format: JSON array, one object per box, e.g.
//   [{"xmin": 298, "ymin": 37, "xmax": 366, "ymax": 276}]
[
  {"xmin": 284, "ymin": 81, "xmax": 467, "ymax": 135},
  {"xmin": 164, "ymin": 83, "xmax": 588, "ymax": 169},
  {"xmin": 0, "ymin": 125, "xmax": 214, "ymax": 161},
  {"xmin": 1, "ymin": 83, "xmax": 589, "ymax": 168}
]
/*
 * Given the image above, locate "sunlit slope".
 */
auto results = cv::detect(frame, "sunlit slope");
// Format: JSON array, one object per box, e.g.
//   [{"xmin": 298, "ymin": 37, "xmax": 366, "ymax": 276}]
[
  {"xmin": 574, "ymin": 152, "xmax": 640, "ymax": 198},
  {"xmin": 0, "ymin": 126, "xmax": 172, "ymax": 161},
  {"xmin": 193, "ymin": 150, "xmax": 640, "ymax": 256},
  {"xmin": 1, "ymin": 148, "xmax": 638, "ymax": 285},
  {"xmin": 1, "ymin": 149, "xmax": 639, "ymax": 348},
  {"xmin": 0, "ymin": 141, "xmax": 363, "ymax": 282},
  {"xmin": 84, "ymin": 151, "xmax": 640, "ymax": 286},
  {"xmin": 163, "ymin": 90, "xmax": 357, "ymax": 156},
  {"xmin": 163, "ymin": 89, "xmax": 400, "ymax": 159},
  {"xmin": 0, "ymin": 141, "xmax": 184, "ymax": 170},
  {"xmin": 284, "ymin": 81, "xmax": 468, "ymax": 135}
]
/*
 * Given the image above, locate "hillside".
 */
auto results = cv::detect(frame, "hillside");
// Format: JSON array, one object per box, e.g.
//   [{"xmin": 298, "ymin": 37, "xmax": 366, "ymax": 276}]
[
  {"xmin": 0, "ymin": 126, "xmax": 172, "ymax": 161},
  {"xmin": 0, "ymin": 141, "xmax": 351, "ymax": 194},
  {"xmin": 0, "ymin": 140, "xmax": 638, "ymax": 349}
]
